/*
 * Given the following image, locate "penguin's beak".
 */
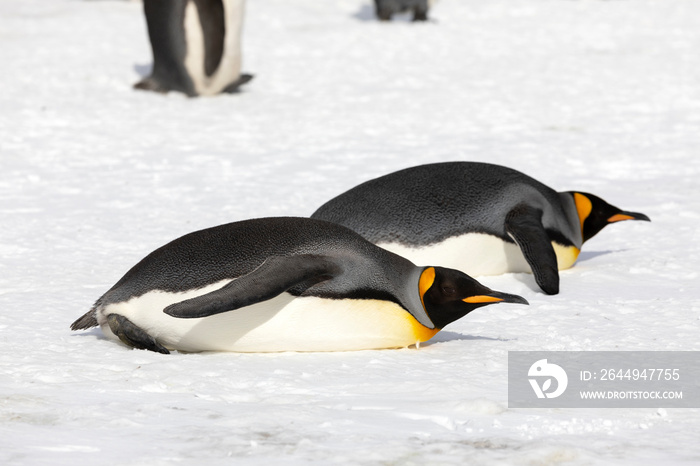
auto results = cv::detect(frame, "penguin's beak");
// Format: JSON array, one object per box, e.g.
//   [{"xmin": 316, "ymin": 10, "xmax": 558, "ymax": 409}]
[
  {"xmin": 463, "ymin": 291, "xmax": 529, "ymax": 306},
  {"xmin": 607, "ymin": 210, "xmax": 651, "ymax": 223}
]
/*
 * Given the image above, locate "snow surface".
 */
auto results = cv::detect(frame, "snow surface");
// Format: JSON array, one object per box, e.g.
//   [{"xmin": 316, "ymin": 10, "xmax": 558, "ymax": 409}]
[{"xmin": 1, "ymin": 0, "xmax": 700, "ymax": 464}]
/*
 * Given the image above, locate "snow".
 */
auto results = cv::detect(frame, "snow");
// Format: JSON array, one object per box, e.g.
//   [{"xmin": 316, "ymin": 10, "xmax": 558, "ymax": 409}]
[{"xmin": 1, "ymin": 0, "xmax": 699, "ymax": 464}]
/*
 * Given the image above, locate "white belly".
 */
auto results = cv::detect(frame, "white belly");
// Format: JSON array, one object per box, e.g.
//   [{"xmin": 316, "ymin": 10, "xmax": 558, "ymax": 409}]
[
  {"xmin": 378, "ymin": 233, "xmax": 579, "ymax": 277},
  {"xmin": 97, "ymin": 280, "xmax": 437, "ymax": 353}
]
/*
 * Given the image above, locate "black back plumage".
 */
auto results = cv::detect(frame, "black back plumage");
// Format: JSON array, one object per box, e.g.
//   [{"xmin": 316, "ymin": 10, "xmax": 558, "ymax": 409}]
[
  {"xmin": 76, "ymin": 218, "xmax": 417, "ymax": 329},
  {"xmin": 312, "ymin": 162, "xmax": 575, "ymax": 247}
]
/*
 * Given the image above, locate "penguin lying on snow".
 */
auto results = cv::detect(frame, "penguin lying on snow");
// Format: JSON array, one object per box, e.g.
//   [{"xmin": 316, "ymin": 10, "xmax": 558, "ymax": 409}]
[
  {"xmin": 70, "ymin": 217, "xmax": 527, "ymax": 353},
  {"xmin": 134, "ymin": 0, "xmax": 252, "ymax": 97},
  {"xmin": 311, "ymin": 162, "xmax": 650, "ymax": 295}
]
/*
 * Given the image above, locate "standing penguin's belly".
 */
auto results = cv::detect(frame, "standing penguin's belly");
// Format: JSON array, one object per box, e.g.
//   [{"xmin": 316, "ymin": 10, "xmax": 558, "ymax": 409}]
[
  {"xmin": 97, "ymin": 281, "xmax": 438, "ymax": 353},
  {"xmin": 378, "ymin": 233, "xmax": 580, "ymax": 276}
]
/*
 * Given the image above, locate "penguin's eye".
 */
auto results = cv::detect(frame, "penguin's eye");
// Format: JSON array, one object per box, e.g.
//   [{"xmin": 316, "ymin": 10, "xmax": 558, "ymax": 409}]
[{"xmin": 441, "ymin": 285, "xmax": 456, "ymax": 296}]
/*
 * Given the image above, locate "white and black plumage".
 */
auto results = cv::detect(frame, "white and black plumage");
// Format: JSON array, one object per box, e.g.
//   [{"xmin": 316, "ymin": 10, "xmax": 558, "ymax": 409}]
[
  {"xmin": 71, "ymin": 217, "xmax": 526, "ymax": 353},
  {"xmin": 312, "ymin": 162, "xmax": 650, "ymax": 295}
]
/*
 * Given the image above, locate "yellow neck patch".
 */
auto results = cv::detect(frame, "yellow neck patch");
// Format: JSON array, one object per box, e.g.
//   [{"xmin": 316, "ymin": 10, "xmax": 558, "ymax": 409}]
[
  {"xmin": 414, "ymin": 267, "xmax": 441, "ymax": 343},
  {"xmin": 419, "ymin": 267, "xmax": 436, "ymax": 309},
  {"xmin": 412, "ymin": 322, "xmax": 440, "ymax": 344},
  {"xmin": 574, "ymin": 193, "xmax": 592, "ymax": 234},
  {"xmin": 552, "ymin": 242, "xmax": 580, "ymax": 270}
]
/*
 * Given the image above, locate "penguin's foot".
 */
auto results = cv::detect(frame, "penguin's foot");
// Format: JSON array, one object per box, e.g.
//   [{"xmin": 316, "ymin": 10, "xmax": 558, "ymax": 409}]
[
  {"xmin": 222, "ymin": 73, "xmax": 254, "ymax": 93},
  {"xmin": 412, "ymin": 10, "xmax": 428, "ymax": 21},
  {"xmin": 133, "ymin": 77, "xmax": 169, "ymax": 94},
  {"xmin": 106, "ymin": 314, "xmax": 170, "ymax": 354},
  {"xmin": 375, "ymin": 7, "xmax": 393, "ymax": 21}
]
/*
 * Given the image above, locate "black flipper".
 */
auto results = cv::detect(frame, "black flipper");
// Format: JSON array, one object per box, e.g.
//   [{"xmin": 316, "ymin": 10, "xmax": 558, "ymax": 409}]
[
  {"xmin": 107, "ymin": 314, "xmax": 170, "ymax": 354},
  {"xmin": 505, "ymin": 205, "xmax": 560, "ymax": 295},
  {"xmin": 163, "ymin": 254, "xmax": 343, "ymax": 319}
]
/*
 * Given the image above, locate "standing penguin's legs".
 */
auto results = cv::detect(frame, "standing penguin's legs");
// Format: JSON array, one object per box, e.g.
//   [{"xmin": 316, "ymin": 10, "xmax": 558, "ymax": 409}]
[
  {"xmin": 412, "ymin": 0, "xmax": 429, "ymax": 21},
  {"xmin": 374, "ymin": 0, "xmax": 394, "ymax": 21},
  {"xmin": 134, "ymin": 0, "xmax": 197, "ymax": 96}
]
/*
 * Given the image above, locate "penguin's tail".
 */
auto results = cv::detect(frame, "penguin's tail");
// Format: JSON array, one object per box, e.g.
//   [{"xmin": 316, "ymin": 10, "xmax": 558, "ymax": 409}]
[{"xmin": 70, "ymin": 306, "xmax": 99, "ymax": 331}]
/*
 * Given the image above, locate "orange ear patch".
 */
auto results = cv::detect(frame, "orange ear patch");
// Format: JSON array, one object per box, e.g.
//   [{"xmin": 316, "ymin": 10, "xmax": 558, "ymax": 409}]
[
  {"xmin": 462, "ymin": 295, "xmax": 504, "ymax": 304},
  {"xmin": 607, "ymin": 213, "xmax": 635, "ymax": 223},
  {"xmin": 419, "ymin": 267, "xmax": 436, "ymax": 309},
  {"xmin": 574, "ymin": 193, "xmax": 592, "ymax": 233}
]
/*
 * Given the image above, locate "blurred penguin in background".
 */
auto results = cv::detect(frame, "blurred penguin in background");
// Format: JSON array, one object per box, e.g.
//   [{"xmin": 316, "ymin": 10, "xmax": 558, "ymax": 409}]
[
  {"xmin": 134, "ymin": 0, "xmax": 252, "ymax": 97},
  {"xmin": 374, "ymin": 0, "xmax": 434, "ymax": 21}
]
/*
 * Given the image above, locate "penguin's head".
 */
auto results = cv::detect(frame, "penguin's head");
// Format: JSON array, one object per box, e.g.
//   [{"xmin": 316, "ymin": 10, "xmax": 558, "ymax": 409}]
[
  {"xmin": 570, "ymin": 192, "xmax": 651, "ymax": 243},
  {"xmin": 418, "ymin": 266, "xmax": 528, "ymax": 329}
]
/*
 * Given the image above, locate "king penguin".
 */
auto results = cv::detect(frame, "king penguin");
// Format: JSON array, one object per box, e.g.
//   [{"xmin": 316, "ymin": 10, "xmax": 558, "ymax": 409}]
[
  {"xmin": 70, "ymin": 217, "xmax": 527, "ymax": 353},
  {"xmin": 311, "ymin": 162, "xmax": 650, "ymax": 295},
  {"xmin": 134, "ymin": 0, "xmax": 252, "ymax": 97}
]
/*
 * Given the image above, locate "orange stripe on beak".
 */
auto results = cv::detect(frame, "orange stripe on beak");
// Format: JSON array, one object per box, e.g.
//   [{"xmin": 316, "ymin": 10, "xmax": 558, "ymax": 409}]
[
  {"xmin": 462, "ymin": 295, "xmax": 504, "ymax": 304},
  {"xmin": 607, "ymin": 213, "xmax": 635, "ymax": 223}
]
